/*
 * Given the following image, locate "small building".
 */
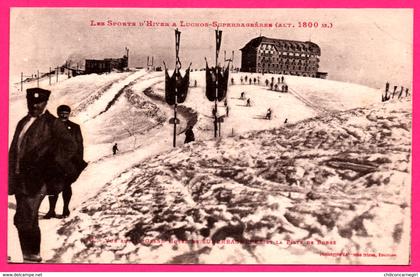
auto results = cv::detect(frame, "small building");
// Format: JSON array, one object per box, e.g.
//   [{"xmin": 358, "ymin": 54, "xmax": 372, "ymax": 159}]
[
  {"xmin": 240, "ymin": 36, "xmax": 324, "ymax": 78},
  {"xmin": 316, "ymin": 72, "xmax": 328, "ymax": 79},
  {"xmin": 85, "ymin": 54, "xmax": 128, "ymax": 74}
]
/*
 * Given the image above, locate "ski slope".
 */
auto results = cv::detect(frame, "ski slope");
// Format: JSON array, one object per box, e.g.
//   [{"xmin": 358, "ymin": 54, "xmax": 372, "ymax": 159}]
[{"xmin": 7, "ymin": 70, "xmax": 409, "ymax": 264}]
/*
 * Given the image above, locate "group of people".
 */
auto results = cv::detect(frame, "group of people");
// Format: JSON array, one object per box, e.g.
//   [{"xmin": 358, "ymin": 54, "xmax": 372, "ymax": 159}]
[
  {"xmin": 9, "ymin": 87, "xmax": 87, "ymax": 263},
  {"xmin": 239, "ymin": 75, "xmax": 261, "ymax": 85},
  {"xmin": 270, "ymin": 84, "xmax": 288, "ymax": 92},
  {"xmin": 240, "ymin": 91, "xmax": 252, "ymax": 107}
]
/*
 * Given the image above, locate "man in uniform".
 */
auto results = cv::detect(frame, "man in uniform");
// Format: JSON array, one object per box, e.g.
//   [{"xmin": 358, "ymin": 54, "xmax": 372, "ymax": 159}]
[
  {"xmin": 44, "ymin": 105, "xmax": 87, "ymax": 219},
  {"xmin": 9, "ymin": 88, "xmax": 77, "ymax": 262}
]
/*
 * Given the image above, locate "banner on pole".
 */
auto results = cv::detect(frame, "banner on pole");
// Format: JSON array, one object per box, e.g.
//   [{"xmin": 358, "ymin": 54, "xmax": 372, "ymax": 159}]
[
  {"xmin": 164, "ymin": 65, "xmax": 191, "ymax": 105},
  {"xmin": 205, "ymin": 60, "xmax": 230, "ymax": 102}
]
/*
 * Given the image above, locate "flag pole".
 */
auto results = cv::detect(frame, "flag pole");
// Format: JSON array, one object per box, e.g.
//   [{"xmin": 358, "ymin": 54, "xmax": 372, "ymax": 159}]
[
  {"xmin": 173, "ymin": 29, "xmax": 181, "ymax": 147},
  {"xmin": 214, "ymin": 28, "xmax": 220, "ymax": 138}
]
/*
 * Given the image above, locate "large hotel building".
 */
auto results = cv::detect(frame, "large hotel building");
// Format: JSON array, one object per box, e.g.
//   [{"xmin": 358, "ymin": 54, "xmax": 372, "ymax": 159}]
[{"xmin": 240, "ymin": 36, "xmax": 327, "ymax": 78}]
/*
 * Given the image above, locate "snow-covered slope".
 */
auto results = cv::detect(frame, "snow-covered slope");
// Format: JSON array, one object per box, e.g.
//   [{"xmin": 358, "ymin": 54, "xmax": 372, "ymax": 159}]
[
  {"xmin": 7, "ymin": 70, "xmax": 410, "ymax": 265},
  {"xmin": 51, "ymin": 99, "xmax": 411, "ymax": 264}
]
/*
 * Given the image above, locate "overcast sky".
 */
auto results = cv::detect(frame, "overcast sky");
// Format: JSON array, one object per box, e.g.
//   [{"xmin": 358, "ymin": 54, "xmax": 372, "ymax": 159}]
[{"xmin": 10, "ymin": 8, "xmax": 412, "ymax": 89}]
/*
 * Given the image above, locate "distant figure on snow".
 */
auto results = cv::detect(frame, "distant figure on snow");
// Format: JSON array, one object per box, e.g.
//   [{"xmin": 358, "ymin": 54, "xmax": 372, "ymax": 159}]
[
  {"xmin": 240, "ymin": 91, "xmax": 245, "ymax": 99},
  {"xmin": 112, "ymin": 143, "xmax": 119, "ymax": 155},
  {"xmin": 184, "ymin": 126, "xmax": 195, "ymax": 144},
  {"xmin": 246, "ymin": 98, "xmax": 251, "ymax": 107},
  {"xmin": 284, "ymin": 118, "xmax": 288, "ymax": 124},
  {"xmin": 266, "ymin": 108, "xmax": 272, "ymax": 120},
  {"xmin": 226, "ymin": 106, "xmax": 230, "ymax": 117}
]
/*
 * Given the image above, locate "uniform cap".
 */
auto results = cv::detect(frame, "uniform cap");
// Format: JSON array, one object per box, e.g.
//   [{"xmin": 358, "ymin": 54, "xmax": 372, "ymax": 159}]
[
  {"xmin": 57, "ymin": 105, "xmax": 71, "ymax": 113},
  {"xmin": 26, "ymin": 88, "xmax": 51, "ymax": 103}
]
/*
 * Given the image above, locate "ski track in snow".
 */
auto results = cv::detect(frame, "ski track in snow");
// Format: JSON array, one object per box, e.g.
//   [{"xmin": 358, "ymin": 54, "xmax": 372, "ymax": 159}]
[
  {"xmin": 288, "ymin": 86, "xmax": 329, "ymax": 114},
  {"xmin": 7, "ymin": 71, "xmax": 411, "ymax": 265}
]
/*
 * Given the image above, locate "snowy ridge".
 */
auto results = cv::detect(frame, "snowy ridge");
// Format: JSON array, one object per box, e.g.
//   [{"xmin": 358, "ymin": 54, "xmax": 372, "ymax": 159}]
[
  {"xmin": 78, "ymin": 70, "xmax": 147, "ymax": 122},
  {"xmin": 49, "ymin": 98, "xmax": 411, "ymax": 264}
]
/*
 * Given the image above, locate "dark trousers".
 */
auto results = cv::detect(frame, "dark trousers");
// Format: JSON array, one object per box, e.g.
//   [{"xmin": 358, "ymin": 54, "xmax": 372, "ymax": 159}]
[
  {"xmin": 48, "ymin": 184, "xmax": 72, "ymax": 213},
  {"xmin": 14, "ymin": 185, "xmax": 46, "ymax": 256}
]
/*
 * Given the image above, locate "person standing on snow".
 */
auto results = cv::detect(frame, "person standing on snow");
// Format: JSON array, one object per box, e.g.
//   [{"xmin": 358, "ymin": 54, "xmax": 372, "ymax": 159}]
[
  {"xmin": 184, "ymin": 126, "xmax": 195, "ymax": 144},
  {"xmin": 266, "ymin": 108, "xmax": 272, "ymax": 120},
  {"xmin": 246, "ymin": 98, "xmax": 251, "ymax": 107},
  {"xmin": 112, "ymin": 143, "xmax": 119, "ymax": 155},
  {"xmin": 44, "ymin": 105, "xmax": 87, "ymax": 219},
  {"xmin": 8, "ymin": 88, "xmax": 77, "ymax": 263}
]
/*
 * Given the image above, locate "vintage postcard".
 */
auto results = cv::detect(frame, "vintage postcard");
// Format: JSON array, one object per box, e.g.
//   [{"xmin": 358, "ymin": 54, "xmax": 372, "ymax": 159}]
[{"xmin": 7, "ymin": 7, "xmax": 413, "ymax": 265}]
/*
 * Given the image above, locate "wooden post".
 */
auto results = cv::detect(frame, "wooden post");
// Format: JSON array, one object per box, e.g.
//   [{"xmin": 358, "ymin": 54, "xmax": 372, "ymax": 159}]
[
  {"xmin": 173, "ymin": 30, "xmax": 181, "ymax": 147},
  {"xmin": 214, "ymin": 66, "xmax": 218, "ymax": 138},
  {"xmin": 173, "ymin": 96, "xmax": 177, "ymax": 147},
  {"xmin": 214, "ymin": 28, "xmax": 222, "ymax": 138},
  {"xmin": 231, "ymin": 50, "xmax": 234, "ymax": 71},
  {"xmin": 21, "ymin": 72, "xmax": 23, "ymax": 92},
  {"xmin": 37, "ymin": 70, "xmax": 39, "ymax": 87},
  {"xmin": 56, "ymin": 66, "xmax": 59, "ymax": 83}
]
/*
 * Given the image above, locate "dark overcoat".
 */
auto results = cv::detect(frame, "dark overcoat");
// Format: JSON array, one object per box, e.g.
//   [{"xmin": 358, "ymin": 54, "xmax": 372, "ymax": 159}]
[
  {"xmin": 62, "ymin": 120, "xmax": 87, "ymax": 183},
  {"xmin": 9, "ymin": 110, "xmax": 78, "ymax": 196},
  {"xmin": 184, "ymin": 128, "xmax": 195, "ymax": 144}
]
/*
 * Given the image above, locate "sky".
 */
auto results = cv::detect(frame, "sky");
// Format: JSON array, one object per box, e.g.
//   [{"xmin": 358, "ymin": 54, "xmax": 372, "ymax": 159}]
[{"xmin": 10, "ymin": 8, "xmax": 413, "ymax": 89}]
